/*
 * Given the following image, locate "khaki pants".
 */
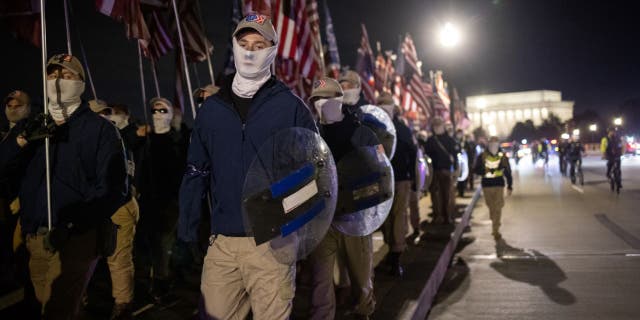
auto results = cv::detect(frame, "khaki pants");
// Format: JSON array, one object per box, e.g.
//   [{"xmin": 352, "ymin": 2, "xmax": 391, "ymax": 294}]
[
  {"xmin": 26, "ymin": 228, "xmax": 99, "ymax": 318},
  {"xmin": 483, "ymin": 186, "xmax": 505, "ymax": 235},
  {"xmin": 430, "ymin": 170, "xmax": 454, "ymax": 222},
  {"xmin": 107, "ymin": 197, "xmax": 139, "ymax": 304},
  {"xmin": 383, "ymin": 181, "xmax": 411, "ymax": 252},
  {"xmin": 409, "ymin": 190, "xmax": 420, "ymax": 233},
  {"xmin": 200, "ymin": 235, "xmax": 295, "ymax": 320},
  {"xmin": 309, "ymin": 228, "xmax": 375, "ymax": 319}
]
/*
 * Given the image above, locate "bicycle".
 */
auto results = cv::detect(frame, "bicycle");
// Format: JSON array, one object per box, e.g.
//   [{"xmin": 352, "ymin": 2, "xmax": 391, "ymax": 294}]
[{"xmin": 608, "ymin": 159, "xmax": 621, "ymax": 194}]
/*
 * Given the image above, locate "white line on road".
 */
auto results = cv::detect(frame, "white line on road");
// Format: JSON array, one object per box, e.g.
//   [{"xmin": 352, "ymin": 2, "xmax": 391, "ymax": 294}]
[
  {"xmin": 132, "ymin": 303, "xmax": 155, "ymax": 316},
  {"xmin": 571, "ymin": 185, "xmax": 584, "ymax": 193}
]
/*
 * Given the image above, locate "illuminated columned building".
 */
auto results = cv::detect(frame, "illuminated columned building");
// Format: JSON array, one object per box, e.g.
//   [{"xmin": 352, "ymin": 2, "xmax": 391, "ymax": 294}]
[{"xmin": 466, "ymin": 90, "xmax": 574, "ymax": 138}]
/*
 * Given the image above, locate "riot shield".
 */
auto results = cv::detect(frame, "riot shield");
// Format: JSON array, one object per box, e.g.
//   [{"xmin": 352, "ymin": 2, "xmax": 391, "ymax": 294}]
[
  {"xmin": 359, "ymin": 105, "xmax": 397, "ymax": 159},
  {"xmin": 457, "ymin": 150, "xmax": 470, "ymax": 182},
  {"xmin": 242, "ymin": 128, "xmax": 338, "ymax": 264},
  {"xmin": 415, "ymin": 148, "xmax": 427, "ymax": 192},
  {"xmin": 332, "ymin": 145, "xmax": 394, "ymax": 236}
]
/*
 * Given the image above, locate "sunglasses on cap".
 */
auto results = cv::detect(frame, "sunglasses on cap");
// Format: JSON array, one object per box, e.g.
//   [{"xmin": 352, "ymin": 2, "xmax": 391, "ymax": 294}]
[{"xmin": 152, "ymin": 108, "xmax": 169, "ymax": 114}]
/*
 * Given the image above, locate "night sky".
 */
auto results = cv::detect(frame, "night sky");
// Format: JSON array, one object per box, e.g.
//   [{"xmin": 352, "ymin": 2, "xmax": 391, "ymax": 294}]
[{"xmin": 1, "ymin": 0, "xmax": 639, "ymax": 122}]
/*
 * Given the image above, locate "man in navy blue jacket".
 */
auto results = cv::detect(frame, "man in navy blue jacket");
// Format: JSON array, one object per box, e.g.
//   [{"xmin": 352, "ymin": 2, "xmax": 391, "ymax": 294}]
[
  {"xmin": 178, "ymin": 15, "xmax": 316, "ymax": 320},
  {"xmin": 1, "ymin": 54, "xmax": 127, "ymax": 318}
]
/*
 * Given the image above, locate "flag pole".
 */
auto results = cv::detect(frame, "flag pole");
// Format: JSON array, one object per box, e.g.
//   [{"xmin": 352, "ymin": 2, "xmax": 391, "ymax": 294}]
[
  {"xmin": 150, "ymin": 60, "xmax": 161, "ymax": 97},
  {"xmin": 67, "ymin": 0, "xmax": 98, "ymax": 100},
  {"xmin": 137, "ymin": 42, "xmax": 150, "ymax": 126},
  {"xmin": 39, "ymin": 0, "xmax": 52, "ymax": 231},
  {"xmin": 171, "ymin": 0, "xmax": 197, "ymax": 120},
  {"xmin": 194, "ymin": 0, "xmax": 215, "ymax": 85},
  {"xmin": 63, "ymin": 0, "xmax": 71, "ymax": 55}
]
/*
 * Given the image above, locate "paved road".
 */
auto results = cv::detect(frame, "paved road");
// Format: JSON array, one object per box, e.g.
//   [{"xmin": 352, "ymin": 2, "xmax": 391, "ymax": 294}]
[{"xmin": 429, "ymin": 155, "xmax": 640, "ymax": 320}]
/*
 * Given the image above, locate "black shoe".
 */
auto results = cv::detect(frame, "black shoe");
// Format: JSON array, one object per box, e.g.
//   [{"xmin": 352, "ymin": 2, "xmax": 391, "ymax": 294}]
[
  {"xmin": 110, "ymin": 303, "xmax": 133, "ymax": 320},
  {"xmin": 149, "ymin": 278, "xmax": 171, "ymax": 303},
  {"xmin": 387, "ymin": 252, "xmax": 404, "ymax": 277}
]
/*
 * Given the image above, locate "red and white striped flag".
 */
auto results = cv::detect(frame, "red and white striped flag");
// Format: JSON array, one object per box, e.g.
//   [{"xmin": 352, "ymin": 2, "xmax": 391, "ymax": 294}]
[
  {"xmin": 401, "ymin": 34, "xmax": 431, "ymax": 118},
  {"xmin": 141, "ymin": 10, "xmax": 173, "ymax": 61},
  {"xmin": 171, "ymin": 0, "xmax": 213, "ymax": 63},
  {"xmin": 273, "ymin": 0, "xmax": 299, "ymax": 60},
  {"xmin": 96, "ymin": 0, "xmax": 150, "ymax": 41}
]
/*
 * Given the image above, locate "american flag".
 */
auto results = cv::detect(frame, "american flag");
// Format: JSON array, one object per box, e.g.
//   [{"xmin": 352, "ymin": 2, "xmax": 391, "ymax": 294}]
[
  {"xmin": 170, "ymin": 0, "xmax": 212, "ymax": 63},
  {"xmin": 298, "ymin": 0, "xmax": 323, "ymax": 79},
  {"xmin": 140, "ymin": 9, "xmax": 173, "ymax": 61},
  {"xmin": 322, "ymin": 0, "xmax": 340, "ymax": 78},
  {"xmin": 223, "ymin": 0, "xmax": 242, "ymax": 76},
  {"xmin": 96, "ymin": 0, "xmax": 150, "ymax": 41},
  {"xmin": 356, "ymin": 23, "xmax": 376, "ymax": 103},
  {"xmin": 399, "ymin": 34, "xmax": 431, "ymax": 118},
  {"xmin": 242, "ymin": 0, "xmax": 272, "ymax": 16},
  {"xmin": 274, "ymin": 0, "xmax": 299, "ymax": 60},
  {"xmin": 1, "ymin": 0, "xmax": 41, "ymax": 47}
]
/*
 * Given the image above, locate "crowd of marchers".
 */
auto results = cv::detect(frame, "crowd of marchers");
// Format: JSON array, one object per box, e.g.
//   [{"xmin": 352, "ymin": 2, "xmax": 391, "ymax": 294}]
[{"xmin": 0, "ymin": 15, "xmax": 514, "ymax": 320}]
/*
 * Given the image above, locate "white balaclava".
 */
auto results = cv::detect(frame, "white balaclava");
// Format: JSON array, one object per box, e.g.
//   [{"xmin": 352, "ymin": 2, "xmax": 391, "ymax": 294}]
[
  {"xmin": 314, "ymin": 97, "xmax": 344, "ymax": 124},
  {"xmin": 342, "ymin": 87, "xmax": 361, "ymax": 106},
  {"xmin": 47, "ymin": 77, "xmax": 85, "ymax": 123},
  {"xmin": 109, "ymin": 113, "xmax": 129, "ymax": 130},
  {"xmin": 231, "ymin": 37, "xmax": 277, "ymax": 98},
  {"xmin": 5, "ymin": 102, "xmax": 30, "ymax": 125},
  {"xmin": 152, "ymin": 103, "xmax": 174, "ymax": 134}
]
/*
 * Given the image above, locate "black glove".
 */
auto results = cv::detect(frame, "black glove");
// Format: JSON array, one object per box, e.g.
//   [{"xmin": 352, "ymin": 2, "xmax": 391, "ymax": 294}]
[{"xmin": 21, "ymin": 113, "xmax": 56, "ymax": 143}]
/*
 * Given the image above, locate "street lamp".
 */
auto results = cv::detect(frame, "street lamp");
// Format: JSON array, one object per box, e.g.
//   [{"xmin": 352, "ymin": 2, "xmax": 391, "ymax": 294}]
[
  {"xmin": 613, "ymin": 117, "xmax": 623, "ymax": 126},
  {"xmin": 589, "ymin": 124, "xmax": 597, "ymax": 143},
  {"xmin": 439, "ymin": 22, "xmax": 461, "ymax": 48},
  {"xmin": 572, "ymin": 129, "xmax": 580, "ymax": 137}
]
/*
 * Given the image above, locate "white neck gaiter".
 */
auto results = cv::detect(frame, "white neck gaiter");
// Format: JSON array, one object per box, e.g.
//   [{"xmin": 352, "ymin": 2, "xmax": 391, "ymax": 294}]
[
  {"xmin": 342, "ymin": 88, "xmax": 361, "ymax": 105},
  {"xmin": 109, "ymin": 114, "xmax": 129, "ymax": 130},
  {"xmin": 314, "ymin": 97, "xmax": 344, "ymax": 124},
  {"xmin": 231, "ymin": 38, "xmax": 277, "ymax": 98},
  {"xmin": 47, "ymin": 79, "xmax": 85, "ymax": 123},
  {"xmin": 153, "ymin": 108, "xmax": 174, "ymax": 134}
]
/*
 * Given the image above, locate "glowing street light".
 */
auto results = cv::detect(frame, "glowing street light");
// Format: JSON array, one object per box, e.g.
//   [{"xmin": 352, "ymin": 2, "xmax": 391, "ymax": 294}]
[
  {"xmin": 561, "ymin": 133, "xmax": 570, "ymax": 140},
  {"xmin": 613, "ymin": 117, "xmax": 623, "ymax": 126},
  {"xmin": 589, "ymin": 124, "xmax": 597, "ymax": 132},
  {"xmin": 439, "ymin": 22, "xmax": 461, "ymax": 48},
  {"xmin": 572, "ymin": 129, "xmax": 580, "ymax": 137}
]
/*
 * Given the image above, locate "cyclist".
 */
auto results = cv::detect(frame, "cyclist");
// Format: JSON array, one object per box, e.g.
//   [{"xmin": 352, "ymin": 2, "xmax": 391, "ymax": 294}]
[
  {"xmin": 601, "ymin": 128, "xmax": 624, "ymax": 190},
  {"xmin": 567, "ymin": 136, "xmax": 585, "ymax": 184}
]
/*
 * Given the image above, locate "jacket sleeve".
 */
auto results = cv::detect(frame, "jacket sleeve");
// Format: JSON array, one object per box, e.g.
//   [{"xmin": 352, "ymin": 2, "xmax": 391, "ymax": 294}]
[
  {"xmin": 294, "ymin": 99, "xmax": 319, "ymax": 133},
  {"xmin": 76, "ymin": 124, "xmax": 127, "ymax": 223},
  {"xmin": 502, "ymin": 156, "xmax": 513, "ymax": 189},
  {"xmin": 474, "ymin": 153, "xmax": 485, "ymax": 176},
  {"xmin": 178, "ymin": 119, "xmax": 210, "ymax": 243},
  {"xmin": 408, "ymin": 137, "xmax": 418, "ymax": 181}
]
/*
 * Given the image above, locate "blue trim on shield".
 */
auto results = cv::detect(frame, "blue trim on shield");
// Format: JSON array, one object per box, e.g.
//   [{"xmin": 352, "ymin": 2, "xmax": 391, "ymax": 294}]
[
  {"xmin": 281, "ymin": 200, "xmax": 325, "ymax": 237},
  {"xmin": 354, "ymin": 196, "xmax": 383, "ymax": 211},
  {"xmin": 270, "ymin": 163, "xmax": 315, "ymax": 199}
]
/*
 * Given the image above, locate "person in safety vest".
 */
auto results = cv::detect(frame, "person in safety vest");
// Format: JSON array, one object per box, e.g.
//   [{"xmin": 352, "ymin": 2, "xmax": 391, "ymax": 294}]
[{"xmin": 474, "ymin": 136, "xmax": 513, "ymax": 240}]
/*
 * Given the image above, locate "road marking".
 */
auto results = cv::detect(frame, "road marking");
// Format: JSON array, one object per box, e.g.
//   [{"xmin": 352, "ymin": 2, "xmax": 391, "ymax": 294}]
[
  {"xmin": 571, "ymin": 185, "xmax": 584, "ymax": 193},
  {"xmin": 132, "ymin": 303, "xmax": 155, "ymax": 316},
  {"xmin": 595, "ymin": 214, "xmax": 640, "ymax": 249},
  {"xmin": 626, "ymin": 254, "xmax": 640, "ymax": 257}
]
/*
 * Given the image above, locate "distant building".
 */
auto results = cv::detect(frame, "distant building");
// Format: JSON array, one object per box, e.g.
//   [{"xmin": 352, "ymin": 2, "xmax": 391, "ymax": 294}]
[{"xmin": 466, "ymin": 90, "xmax": 574, "ymax": 138}]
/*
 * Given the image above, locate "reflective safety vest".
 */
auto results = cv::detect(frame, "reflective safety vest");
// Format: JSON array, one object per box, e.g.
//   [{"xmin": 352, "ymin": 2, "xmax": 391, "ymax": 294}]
[{"xmin": 484, "ymin": 152, "xmax": 504, "ymax": 178}]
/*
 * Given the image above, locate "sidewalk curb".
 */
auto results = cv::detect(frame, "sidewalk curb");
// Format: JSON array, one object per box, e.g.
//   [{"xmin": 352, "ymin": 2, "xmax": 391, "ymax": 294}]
[{"xmin": 403, "ymin": 186, "xmax": 482, "ymax": 320}]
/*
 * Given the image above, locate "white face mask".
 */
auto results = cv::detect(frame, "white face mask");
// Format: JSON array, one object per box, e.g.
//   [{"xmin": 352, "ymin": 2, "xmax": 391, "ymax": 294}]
[
  {"xmin": 433, "ymin": 125, "xmax": 445, "ymax": 135},
  {"xmin": 379, "ymin": 104, "xmax": 394, "ymax": 118},
  {"xmin": 5, "ymin": 104, "xmax": 30, "ymax": 124},
  {"xmin": 109, "ymin": 114, "xmax": 129, "ymax": 130},
  {"xmin": 342, "ymin": 88, "xmax": 360, "ymax": 105},
  {"xmin": 47, "ymin": 78, "xmax": 85, "ymax": 122},
  {"xmin": 489, "ymin": 143, "xmax": 500, "ymax": 155},
  {"xmin": 152, "ymin": 108, "xmax": 173, "ymax": 134},
  {"xmin": 314, "ymin": 97, "xmax": 344, "ymax": 124},
  {"xmin": 232, "ymin": 38, "xmax": 276, "ymax": 98}
]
